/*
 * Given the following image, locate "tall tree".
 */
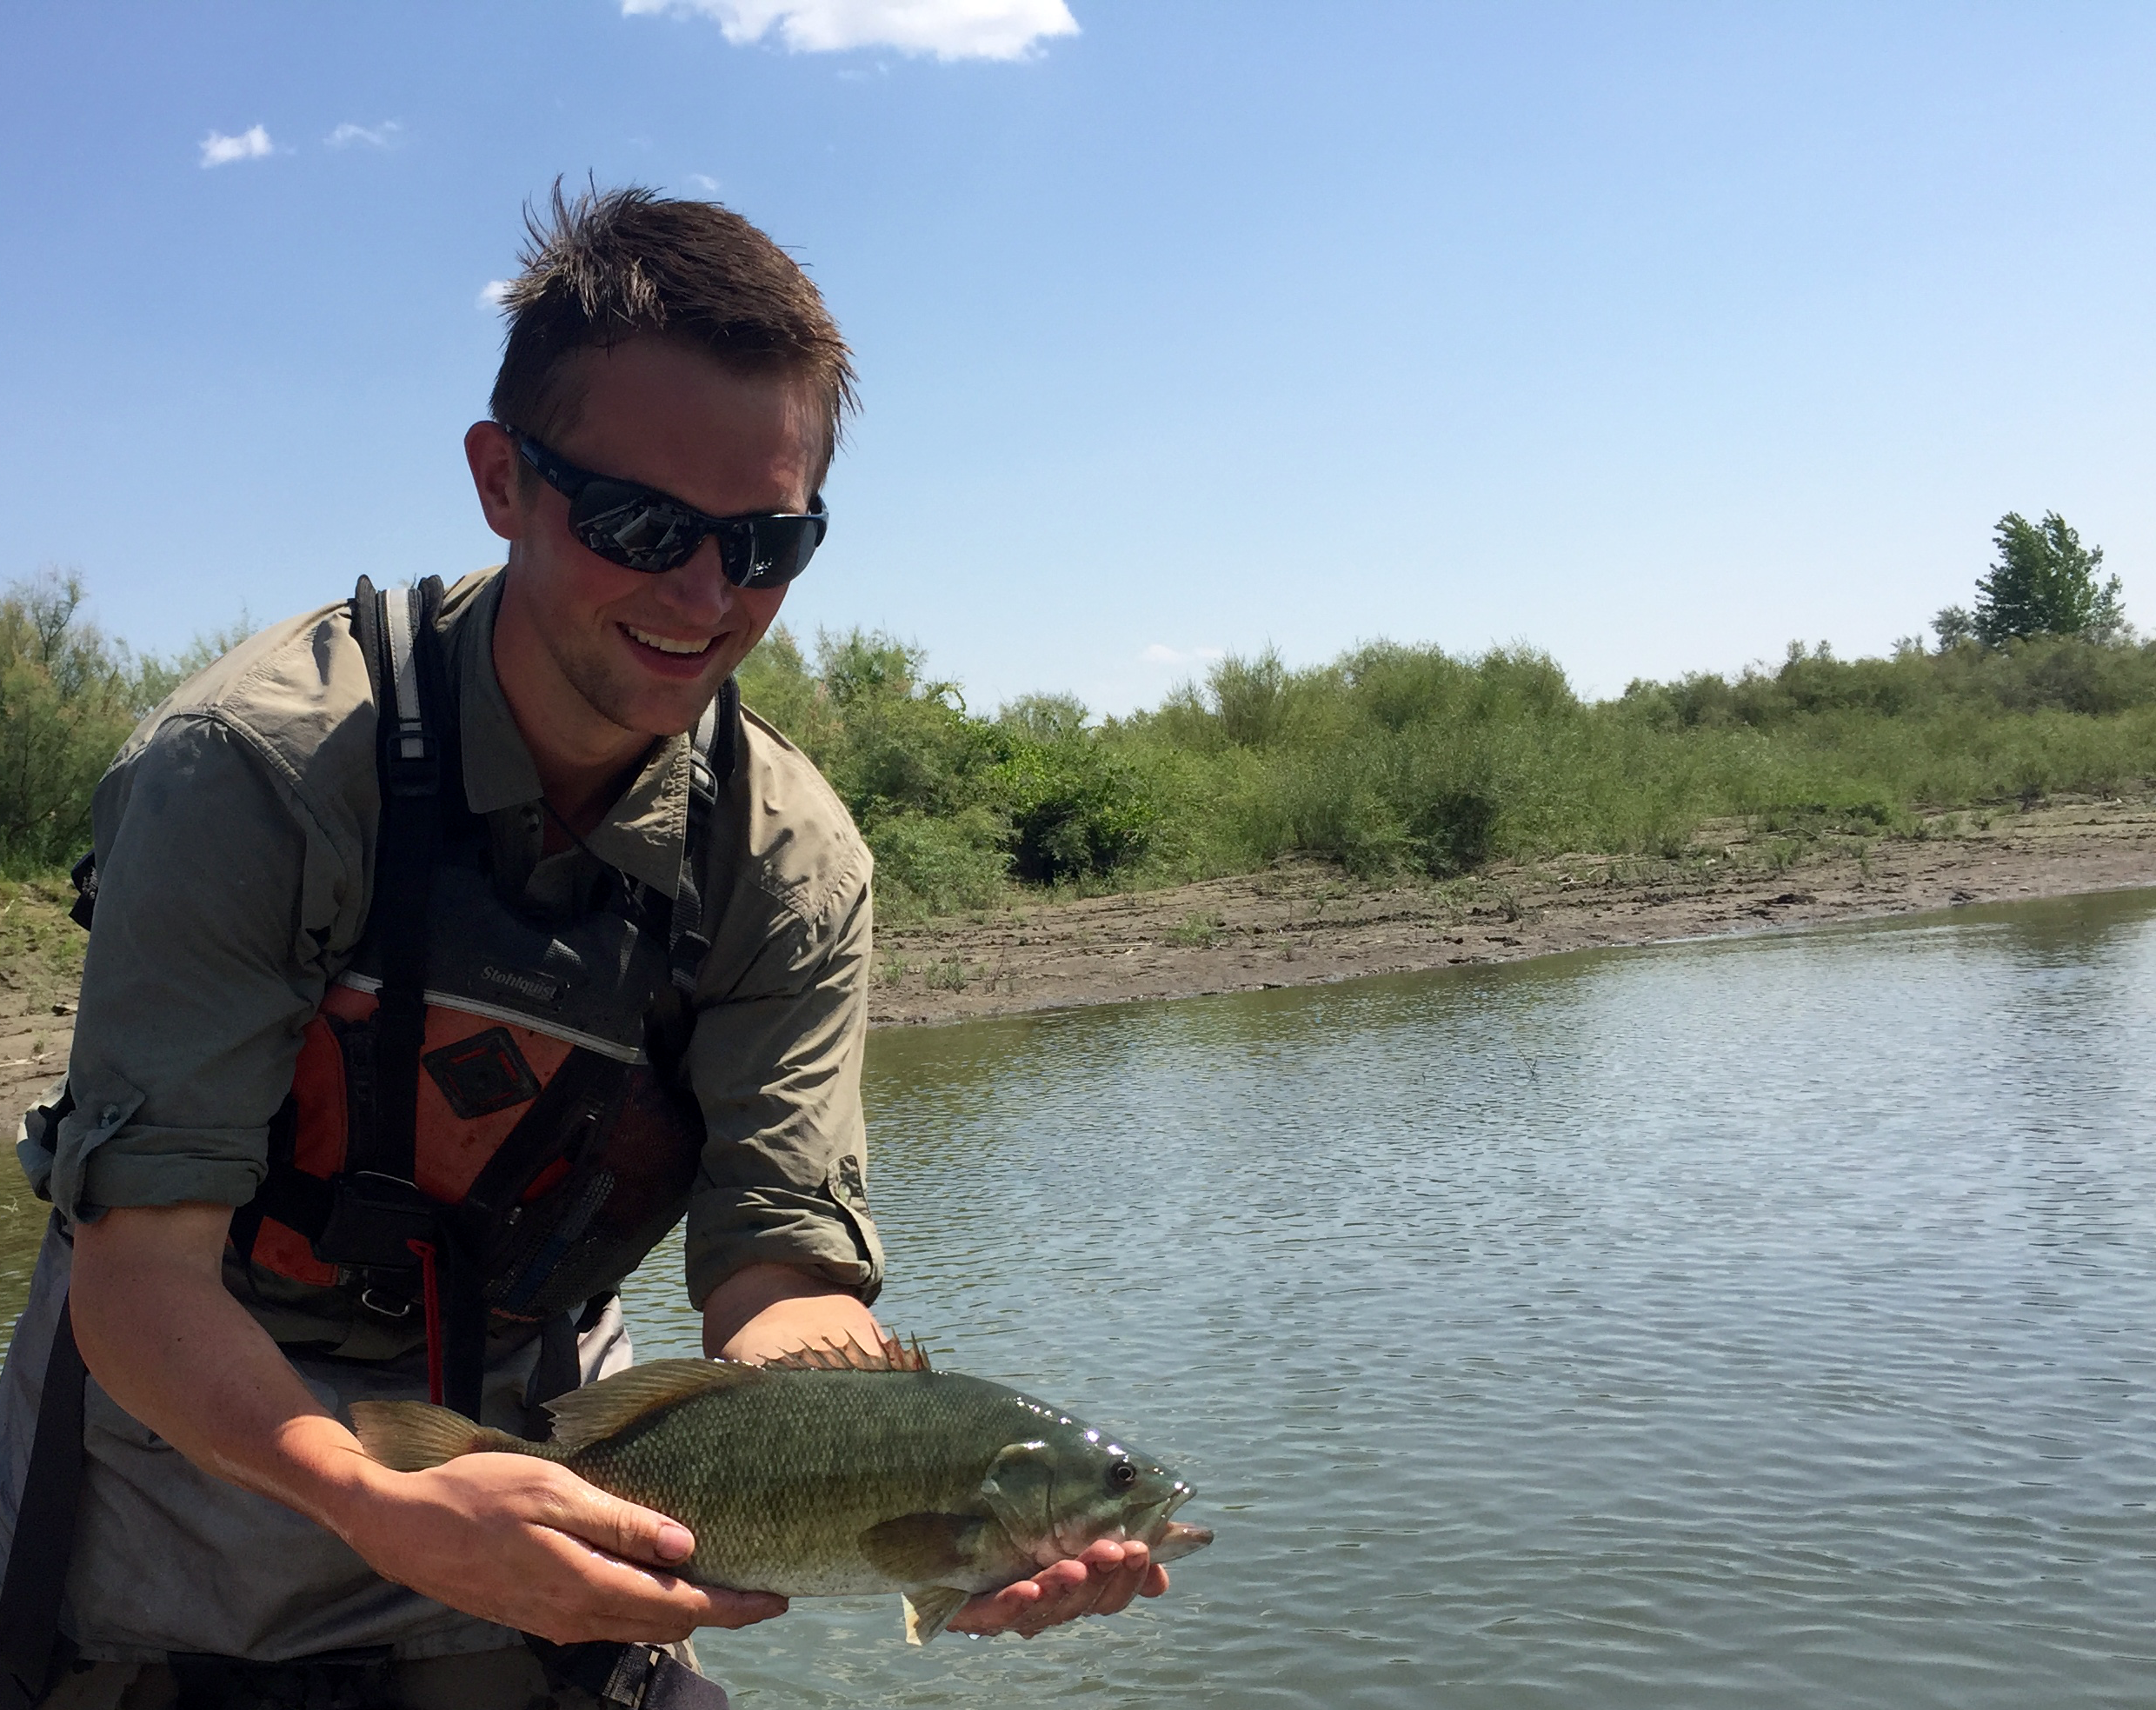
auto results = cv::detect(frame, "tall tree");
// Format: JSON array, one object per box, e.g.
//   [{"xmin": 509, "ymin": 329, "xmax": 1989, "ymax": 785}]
[{"xmin": 1972, "ymin": 511, "xmax": 2126, "ymax": 647}]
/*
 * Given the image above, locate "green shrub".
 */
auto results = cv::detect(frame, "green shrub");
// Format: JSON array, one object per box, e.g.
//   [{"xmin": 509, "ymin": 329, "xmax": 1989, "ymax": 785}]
[
  {"xmin": 989, "ymin": 738, "xmax": 1156, "ymax": 884},
  {"xmin": 864, "ymin": 808, "xmax": 1009, "ymax": 922},
  {"xmin": 0, "ymin": 572, "xmax": 190, "ymax": 874}
]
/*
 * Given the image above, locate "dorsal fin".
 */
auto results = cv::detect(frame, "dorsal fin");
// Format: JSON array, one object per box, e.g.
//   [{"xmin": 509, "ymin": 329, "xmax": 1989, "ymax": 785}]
[
  {"xmin": 762, "ymin": 1331, "xmax": 934, "ymax": 1374},
  {"xmin": 543, "ymin": 1358, "xmax": 769, "ymax": 1452}
]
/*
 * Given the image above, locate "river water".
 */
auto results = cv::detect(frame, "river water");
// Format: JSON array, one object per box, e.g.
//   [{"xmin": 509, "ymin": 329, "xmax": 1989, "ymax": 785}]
[{"xmin": 5, "ymin": 889, "xmax": 2156, "ymax": 1707}]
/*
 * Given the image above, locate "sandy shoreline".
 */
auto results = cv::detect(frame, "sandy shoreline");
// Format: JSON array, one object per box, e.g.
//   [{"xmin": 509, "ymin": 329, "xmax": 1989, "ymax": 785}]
[
  {"xmin": 868, "ymin": 794, "xmax": 2156, "ymax": 1029},
  {"xmin": 0, "ymin": 795, "xmax": 2148, "ymax": 1114}
]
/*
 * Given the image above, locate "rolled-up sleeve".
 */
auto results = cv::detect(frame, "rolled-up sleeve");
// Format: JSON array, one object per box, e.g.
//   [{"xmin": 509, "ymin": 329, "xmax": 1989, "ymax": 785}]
[
  {"xmin": 31, "ymin": 715, "xmax": 351, "ymax": 1222},
  {"xmin": 681, "ymin": 867, "xmax": 884, "ymax": 1311}
]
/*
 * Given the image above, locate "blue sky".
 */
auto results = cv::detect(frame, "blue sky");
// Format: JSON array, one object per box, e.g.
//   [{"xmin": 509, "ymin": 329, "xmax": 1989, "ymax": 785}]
[{"xmin": 4, "ymin": 2, "xmax": 2153, "ymax": 713}]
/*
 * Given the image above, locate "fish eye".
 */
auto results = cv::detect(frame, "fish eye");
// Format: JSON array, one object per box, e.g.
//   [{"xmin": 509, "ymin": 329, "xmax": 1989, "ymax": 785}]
[{"xmin": 1108, "ymin": 1459, "xmax": 1138, "ymax": 1490}]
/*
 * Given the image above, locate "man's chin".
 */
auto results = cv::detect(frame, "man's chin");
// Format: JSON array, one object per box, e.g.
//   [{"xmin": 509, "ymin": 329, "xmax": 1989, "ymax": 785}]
[{"xmin": 573, "ymin": 666, "xmax": 728, "ymax": 744}]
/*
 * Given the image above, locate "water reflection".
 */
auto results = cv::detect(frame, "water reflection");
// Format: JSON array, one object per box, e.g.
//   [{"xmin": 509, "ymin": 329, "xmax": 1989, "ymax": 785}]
[{"xmin": 12, "ymin": 889, "xmax": 2156, "ymax": 1707}]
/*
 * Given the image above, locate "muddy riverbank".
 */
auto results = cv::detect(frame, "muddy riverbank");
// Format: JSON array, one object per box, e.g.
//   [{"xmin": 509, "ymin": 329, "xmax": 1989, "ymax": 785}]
[{"xmin": 868, "ymin": 793, "xmax": 2156, "ymax": 1026}]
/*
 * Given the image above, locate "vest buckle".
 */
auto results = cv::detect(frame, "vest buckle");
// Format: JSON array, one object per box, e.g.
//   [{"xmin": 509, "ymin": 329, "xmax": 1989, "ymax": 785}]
[{"xmin": 311, "ymin": 1171, "xmax": 439, "ymax": 1270}]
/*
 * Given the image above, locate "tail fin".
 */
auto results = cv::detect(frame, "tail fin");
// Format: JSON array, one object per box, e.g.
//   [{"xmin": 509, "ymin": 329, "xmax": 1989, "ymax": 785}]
[{"xmin": 349, "ymin": 1401, "xmax": 536, "ymax": 1472}]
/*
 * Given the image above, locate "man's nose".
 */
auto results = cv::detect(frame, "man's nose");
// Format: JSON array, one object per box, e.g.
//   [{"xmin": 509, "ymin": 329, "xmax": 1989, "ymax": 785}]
[{"xmin": 649, "ymin": 537, "xmax": 740, "ymax": 624}]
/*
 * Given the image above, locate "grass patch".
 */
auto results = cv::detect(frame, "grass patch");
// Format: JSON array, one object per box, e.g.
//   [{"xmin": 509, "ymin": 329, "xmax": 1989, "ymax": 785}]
[
  {"xmin": 1168, "ymin": 912, "xmax": 1226, "ymax": 948},
  {"xmin": 922, "ymin": 956, "xmax": 970, "ymax": 993},
  {"xmin": 0, "ymin": 876, "xmax": 89, "ymax": 1013}
]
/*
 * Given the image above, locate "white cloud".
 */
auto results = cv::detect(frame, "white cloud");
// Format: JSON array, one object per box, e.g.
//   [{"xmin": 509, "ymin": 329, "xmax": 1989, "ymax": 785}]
[
  {"xmin": 199, "ymin": 125, "xmax": 274, "ymax": 169},
  {"xmin": 327, "ymin": 120, "xmax": 402, "ymax": 150},
  {"xmin": 687, "ymin": 172, "xmax": 722, "ymax": 192},
  {"xmin": 622, "ymin": 0, "xmax": 1078, "ymax": 61},
  {"xmin": 1141, "ymin": 643, "xmax": 1225, "ymax": 667},
  {"xmin": 476, "ymin": 280, "xmax": 514, "ymax": 310}
]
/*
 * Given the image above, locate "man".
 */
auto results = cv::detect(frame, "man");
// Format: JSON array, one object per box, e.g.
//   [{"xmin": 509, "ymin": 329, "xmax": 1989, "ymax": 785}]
[{"xmin": 0, "ymin": 187, "xmax": 1166, "ymax": 1708}]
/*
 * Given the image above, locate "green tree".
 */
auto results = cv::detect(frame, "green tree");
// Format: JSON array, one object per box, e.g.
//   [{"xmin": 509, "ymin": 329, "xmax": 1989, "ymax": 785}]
[
  {"xmin": 1973, "ymin": 511, "xmax": 2126, "ymax": 647},
  {"xmin": 1930, "ymin": 604, "xmax": 1977, "ymax": 650}
]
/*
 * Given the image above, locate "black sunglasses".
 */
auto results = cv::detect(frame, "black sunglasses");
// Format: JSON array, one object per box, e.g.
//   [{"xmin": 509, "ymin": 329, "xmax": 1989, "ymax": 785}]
[{"xmin": 513, "ymin": 430, "xmax": 828, "ymax": 585}]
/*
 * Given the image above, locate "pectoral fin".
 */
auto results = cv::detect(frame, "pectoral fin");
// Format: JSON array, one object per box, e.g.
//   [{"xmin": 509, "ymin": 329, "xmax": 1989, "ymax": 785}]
[
  {"xmin": 859, "ymin": 1512, "xmax": 985, "ymax": 1582},
  {"xmin": 902, "ymin": 1584, "xmax": 972, "ymax": 1646}
]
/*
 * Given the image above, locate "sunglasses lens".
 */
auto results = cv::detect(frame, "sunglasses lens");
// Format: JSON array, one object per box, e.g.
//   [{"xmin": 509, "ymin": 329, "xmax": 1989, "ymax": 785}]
[
  {"xmin": 724, "ymin": 516, "xmax": 824, "ymax": 589},
  {"xmin": 571, "ymin": 483, "xmax": 702, "ymax": 573},
  {"xmin": 564, "ymin": 472, "xmax": 827, "ymax": 584}
]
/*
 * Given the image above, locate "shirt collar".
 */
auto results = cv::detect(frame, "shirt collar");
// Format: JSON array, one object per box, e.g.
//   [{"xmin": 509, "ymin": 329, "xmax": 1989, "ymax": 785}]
[{"xmin": 443, "ymin": 569, "xmax": 694, "ymax": 899}]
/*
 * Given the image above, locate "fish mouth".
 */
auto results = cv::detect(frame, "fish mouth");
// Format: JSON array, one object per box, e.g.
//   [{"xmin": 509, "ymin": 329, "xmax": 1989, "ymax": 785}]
[
  {"xmin": 1134, "ymin": 1481, "xmax": 1213, "ymax": 1560},
  {"xmin": 1148, "ymin": 1518, "xmax": 1215, "ymax": 1563}
]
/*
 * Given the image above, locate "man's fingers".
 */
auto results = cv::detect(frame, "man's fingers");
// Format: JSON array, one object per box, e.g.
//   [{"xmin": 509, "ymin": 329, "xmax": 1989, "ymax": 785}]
[
  {"xmin": 522, "ymin": 1526, "xmax": 708, "ymax": 1636},
  {"xmin": 689, "ymin": 1587, "xmax": 791, "ymax": 1631},
  {"xmin": 946, "ymin": 1539, "xmax": 1173, "ymax": 1637},
  {"xmin": 536, "ymin": 1528, "xmax": 788, "ymax": 1635},
  {"xmin": 1088, "ymin": 1570, "xmax": 1148, "ymax": 1618},
  {"xmin": 543, "ymin": 1473, "xmax": 695, "ymax": 1567},
  {"xmin": 1080, "ymin": 1539, "xmax": 1145, "ymax": 1575},
  {"xmin": 1032, "ymin": 1560, "xmax": 1093, "ymax": 1596}
]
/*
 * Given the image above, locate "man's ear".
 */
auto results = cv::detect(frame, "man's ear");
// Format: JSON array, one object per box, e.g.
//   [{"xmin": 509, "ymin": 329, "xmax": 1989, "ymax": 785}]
[{"xmin": 465, "ymin": 421, "xmax": 527, "ymax": 544}]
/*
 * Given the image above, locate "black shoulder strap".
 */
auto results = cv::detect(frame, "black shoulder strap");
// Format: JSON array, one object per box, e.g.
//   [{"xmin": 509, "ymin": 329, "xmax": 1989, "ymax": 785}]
[
  {"xmin": 356, "ymin": 577, "xmax": 497, "ymax": 1417},
  {"xmin": 356, "ymin": 575, "xmax": 448, "ymax": 1191},
  {"xmin": 0, "ymin": 1281, "xmax": 87, "ymax": 1710},
  {"xmin": 667, "ymin": 678, "xmax": 737, "ymax": 996}
]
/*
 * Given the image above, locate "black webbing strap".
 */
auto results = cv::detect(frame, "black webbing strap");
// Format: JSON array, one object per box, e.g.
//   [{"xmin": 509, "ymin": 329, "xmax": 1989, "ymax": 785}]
[
  {"xmin": 525, "ymin": 1639, "xmax": 730, "ymax": 1708},
  {"xmin": 667, "ymin": 680, "xmax": 736, "ymax": 996},
  {"xmin": 520, "ymin": 1314, "xmax": 582, "ymax": 1443},
  {"xmin": 0, "ymin": 1288, "xmax": 88, "ymax": 1710},
  {"xmin": 359, "ymin": 577, "xmax": 496, "ymax": 1421},
  {"xmin": 365, "ymin": 577, "xmax": 446, "ymax": 1194}
]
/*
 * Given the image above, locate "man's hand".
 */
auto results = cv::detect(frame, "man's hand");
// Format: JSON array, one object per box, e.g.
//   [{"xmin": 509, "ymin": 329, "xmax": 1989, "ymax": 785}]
[
  {"xmin": 338, "ymin": 1450, "xmax": 784, "ymax": 1643},
  {"xmin": 948, "ymin": 1538, "xmax": 1171, "ymax": 1640}
]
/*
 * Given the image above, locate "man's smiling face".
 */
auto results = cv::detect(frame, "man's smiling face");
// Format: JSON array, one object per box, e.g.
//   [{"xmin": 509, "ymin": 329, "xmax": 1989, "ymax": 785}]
[{"xmin": 481, "ymin": 335, "xmax": 821, "ymax": 751}]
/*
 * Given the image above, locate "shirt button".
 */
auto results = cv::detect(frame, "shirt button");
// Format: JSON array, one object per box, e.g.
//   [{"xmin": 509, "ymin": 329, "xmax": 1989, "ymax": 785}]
[{"xmin": 100, "ymin": 1105, "xmax": 121, "ymax": 1126}]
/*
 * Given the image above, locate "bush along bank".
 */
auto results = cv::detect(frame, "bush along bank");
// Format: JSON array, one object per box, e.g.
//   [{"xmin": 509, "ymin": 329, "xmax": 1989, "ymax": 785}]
[{"xmin": 739, "ymin": 623, "xmax": 2156, "ymax": 922}]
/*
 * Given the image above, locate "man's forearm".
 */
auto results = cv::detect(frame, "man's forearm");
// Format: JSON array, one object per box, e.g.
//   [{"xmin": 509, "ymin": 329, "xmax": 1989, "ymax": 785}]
[
  {"xmin": 70, "ymin": 1204, "xmax": 387, "ymax": 1531},
  {"xmin": 702, "ymin": 1261, "xmax": 882, "ymax": 1361}
]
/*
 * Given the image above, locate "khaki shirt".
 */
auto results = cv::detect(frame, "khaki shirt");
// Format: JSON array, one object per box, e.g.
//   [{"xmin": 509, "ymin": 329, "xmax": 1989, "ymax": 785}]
[{"xmin": 20, "ymin": 567, "xmax": 883, "ymax": 1317}]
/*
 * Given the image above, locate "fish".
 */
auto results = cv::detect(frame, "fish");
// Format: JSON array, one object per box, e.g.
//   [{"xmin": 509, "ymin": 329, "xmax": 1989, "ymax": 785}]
[{"xmin": 349, "ymin": 1334, "xmax": 1213, "ymax": 1644}]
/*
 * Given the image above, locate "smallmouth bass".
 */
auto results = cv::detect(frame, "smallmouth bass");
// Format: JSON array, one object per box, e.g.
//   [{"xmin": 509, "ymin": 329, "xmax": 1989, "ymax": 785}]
[{"xmin": 350, "ymin": 1334, "xmax": 1212, "ymax": 1643}]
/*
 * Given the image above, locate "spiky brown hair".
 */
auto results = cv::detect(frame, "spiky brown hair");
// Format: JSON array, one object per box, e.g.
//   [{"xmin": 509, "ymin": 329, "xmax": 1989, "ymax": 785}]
[{"xmin": 488, "ymin": 182, "xmax": 856, "ymax": 482}]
